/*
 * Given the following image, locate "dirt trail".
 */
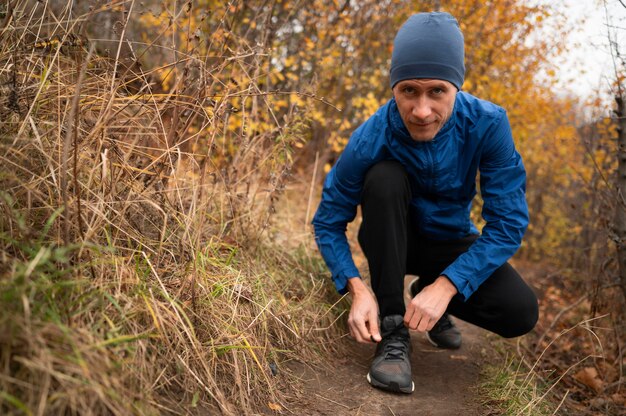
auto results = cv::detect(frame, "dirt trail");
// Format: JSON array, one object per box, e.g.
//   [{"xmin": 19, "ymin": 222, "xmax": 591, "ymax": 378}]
[
  {"xmin": 274, "ymin": 187, "xmax": 496, "ymax": 415},
  {"xmin": 287, "ymin": 319, "xmax": 488, "ymax": 416},
  {"xmin": 283, "ymin": 274, "xmax": 493, "ymax": 416}
]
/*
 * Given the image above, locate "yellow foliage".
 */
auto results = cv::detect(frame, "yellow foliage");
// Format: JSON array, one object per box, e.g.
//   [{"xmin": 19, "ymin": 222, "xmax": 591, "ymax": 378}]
[{"xmin": 129, "ymin": 0, "xmax": 593, "ymax": 260}]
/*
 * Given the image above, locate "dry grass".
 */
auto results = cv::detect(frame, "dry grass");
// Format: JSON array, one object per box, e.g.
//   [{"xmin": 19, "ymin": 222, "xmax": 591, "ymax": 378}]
[
  {"xmin": 479, "ymin": 350, "xmax": 558, "ymax": 416},
  {"xmin": 0, "ymin": 1, "xmax": 345, "ymax": 414},
  {"xmin": 479, "ymin": 263, "xmax": 625, "ymax": 416},
  {"xmin": 519, "ymin": 269, "xmax": 626, "ymax": 415}
]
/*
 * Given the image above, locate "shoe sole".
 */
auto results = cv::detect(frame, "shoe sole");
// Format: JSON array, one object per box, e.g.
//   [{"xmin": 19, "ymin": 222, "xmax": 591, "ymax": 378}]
[
  {"xmin": 425, "ymin": 332, "xmax": 461, "ymax": 349},
  {"xmin": 366, "ymin": 372, "xmax": 415, "ymax": 394}
]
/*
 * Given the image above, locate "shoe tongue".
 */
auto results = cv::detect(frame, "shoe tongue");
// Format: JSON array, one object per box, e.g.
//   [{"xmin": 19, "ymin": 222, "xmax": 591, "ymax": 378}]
[{"xmin": 381, "ymin": 315, "xmax": 407, "ymax": 337}]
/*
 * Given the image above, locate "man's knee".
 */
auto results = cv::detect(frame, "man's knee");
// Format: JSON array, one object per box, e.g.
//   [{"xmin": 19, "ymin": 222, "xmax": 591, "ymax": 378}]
[
  {"xmin": 362, "ymin": 161, "xmax": 410, "ymax": 202},
  {"xmin": 498, "ymin": 292, "xmax": 539, "ymax": 338}
]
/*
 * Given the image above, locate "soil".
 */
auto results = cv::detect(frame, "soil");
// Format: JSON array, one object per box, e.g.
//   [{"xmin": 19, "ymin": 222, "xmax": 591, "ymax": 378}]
[
  {"xmin": 282, "ymin": 274, "xmax": 494, "ymax": 416},
  {"xmin": 271, "ymin": 187, "xmax": 500, "ymax": 415},
  {"xmin": 285, "ymin": 319, "xmax": 489, "ymax": 416}
]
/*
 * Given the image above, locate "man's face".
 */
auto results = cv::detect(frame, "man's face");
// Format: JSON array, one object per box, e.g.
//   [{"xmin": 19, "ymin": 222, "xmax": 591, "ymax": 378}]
[{"xmin": 393, "ymin": 79, "xmax": 457, "ymax": 142}]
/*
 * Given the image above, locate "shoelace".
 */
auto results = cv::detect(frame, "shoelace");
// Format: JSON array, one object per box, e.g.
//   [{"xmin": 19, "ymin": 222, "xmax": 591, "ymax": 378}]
[{"xmin": 381, "ymin": 335, "xmax": 409, "ymax": 360}]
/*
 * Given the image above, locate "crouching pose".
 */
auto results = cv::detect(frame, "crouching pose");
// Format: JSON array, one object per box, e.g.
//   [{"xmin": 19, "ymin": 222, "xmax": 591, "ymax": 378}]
[{"xmin": 312, "ymin": 11, "xmax": 538, "ymax": 394}]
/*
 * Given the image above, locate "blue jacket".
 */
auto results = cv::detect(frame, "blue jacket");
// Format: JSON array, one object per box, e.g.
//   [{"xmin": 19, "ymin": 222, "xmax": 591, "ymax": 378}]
[{"xmin": 312, "ymin": 92, "xmax": 528, "ymax": 301}]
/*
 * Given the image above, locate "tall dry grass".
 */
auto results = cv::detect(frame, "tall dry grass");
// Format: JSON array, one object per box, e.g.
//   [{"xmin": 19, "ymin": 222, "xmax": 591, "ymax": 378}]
[{"xmin": 0, "ymin": 1, "xmax": 345, "ymax": 414}]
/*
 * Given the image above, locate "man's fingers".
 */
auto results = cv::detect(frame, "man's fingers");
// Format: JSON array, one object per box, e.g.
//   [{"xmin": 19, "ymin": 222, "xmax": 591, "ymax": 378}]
[
  {"xmin": 417, "ymin": 316, "xmax": 430, "ymax": 332},
  {"xmin": 426, "ymin": 320, "xmax": 437, "ymax": 332},
  {"xmin": 347, "ymin": 290, "xmax": 380, "ymax": 344},
  {"xmin": 348, "ymin": 316, "xmax": 369, "ymax": 343},
  {"xmin": 367, "ymin": 311, "xmax": 381, "ymax": 342},
  {"xmin": 405, "ymin": 307, "xmax": 433, "ymax": 332},
  {"xmin": 348, "ymin": 319, "xmax": 363, "ymax": 342},
  {"xmin": 405, "ymin": 304, "xmax": 421, "ymax": 330},
  {"xmin": 351, "ymin": 327, "xmax": 365, "ymax": 343},
  {"xmin": 354, "ymin": 317, "xmax": 371, "ymax": 343},
  {"xmin": 403, "ymin": 305, "xmax": 414, "ymax": 328},
  {"xmin": 347, "ymin": 316, "xmax": 359, "ymax": 341},
  {"xmin": 348, "ymin": 323, "xmax": 356, "ymax": 340}
]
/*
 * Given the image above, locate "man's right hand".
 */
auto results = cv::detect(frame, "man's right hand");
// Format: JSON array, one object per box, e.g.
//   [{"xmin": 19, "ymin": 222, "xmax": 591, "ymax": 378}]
[{"xmin": 346, "ymin": 277, "xmax": 382, "ymax": 344}]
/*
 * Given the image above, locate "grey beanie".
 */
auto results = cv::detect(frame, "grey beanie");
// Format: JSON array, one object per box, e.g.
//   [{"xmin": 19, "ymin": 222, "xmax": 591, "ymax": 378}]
[{"xmin": 390, "ymin": 12, "xmax": 465, "ymax": 90}]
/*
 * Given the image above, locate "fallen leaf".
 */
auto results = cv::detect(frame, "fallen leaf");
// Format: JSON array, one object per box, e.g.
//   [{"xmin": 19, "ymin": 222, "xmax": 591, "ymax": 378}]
[
  {"xmin": 598, "ymin": 360, "xmax": 619, "ymax": 383},
  {"xmin": 573, "ymin": 367, "xmax": 604, "ymax": 393},
  {"xmin": 611, "ymin": 393, "xmax": 625, "ymax": 406},
  {"xmin": 268, "ymin": 402, "xmax": 282, "ymax": 411}
]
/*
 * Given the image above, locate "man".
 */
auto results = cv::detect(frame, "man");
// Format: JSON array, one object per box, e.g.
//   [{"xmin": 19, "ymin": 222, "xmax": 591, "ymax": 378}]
[{"xmin": 312, "ymin": 12, "xmax": 538, "ymax": 394}]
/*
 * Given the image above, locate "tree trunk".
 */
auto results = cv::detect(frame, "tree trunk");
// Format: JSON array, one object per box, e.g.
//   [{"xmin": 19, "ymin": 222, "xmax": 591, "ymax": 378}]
[{"xmin": 614, "ymin": 93, "xmax": 626, "ymax": 301}]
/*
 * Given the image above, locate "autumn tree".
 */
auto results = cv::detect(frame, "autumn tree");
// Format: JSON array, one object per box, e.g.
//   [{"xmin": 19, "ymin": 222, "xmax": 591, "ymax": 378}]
[{"xmin": 608, "ymin": 0, "xmax": 626, "ymax": 301}]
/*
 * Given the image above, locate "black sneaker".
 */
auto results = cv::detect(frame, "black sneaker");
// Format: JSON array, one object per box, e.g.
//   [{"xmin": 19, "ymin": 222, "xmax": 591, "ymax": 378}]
[
  {"xmin": 366, "ymin": 315, "xmax": 414, "ymax": 394},
  {"xmin": 409, "ymin": 279, "xmax": 462, "ymax": 350},
  {"xmin": 426, "ymin": 313, "xmax": 462, "ymax": 349}
]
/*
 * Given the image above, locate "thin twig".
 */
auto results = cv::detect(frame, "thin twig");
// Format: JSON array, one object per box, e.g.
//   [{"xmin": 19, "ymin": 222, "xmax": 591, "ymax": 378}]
[
  {"xmin": 534, "ymin": 283, "xmax": 619, "ymax": 354},
  {"xmin": 61, "ymin": 44, "xmax": 94, "ymax": 245},
  {"xmin": 304, "ymin": 151, "xmax": 319, "ymax": 233},
  {"xmin": 313, "ymin": 393, "xmax": 351, "ymax": 409}
]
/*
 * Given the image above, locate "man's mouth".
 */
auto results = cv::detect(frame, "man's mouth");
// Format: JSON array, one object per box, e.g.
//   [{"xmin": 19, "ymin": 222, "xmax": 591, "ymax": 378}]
[{"xmin": 414, "ymin": 121, "xmax": 435, "ymax": 127}]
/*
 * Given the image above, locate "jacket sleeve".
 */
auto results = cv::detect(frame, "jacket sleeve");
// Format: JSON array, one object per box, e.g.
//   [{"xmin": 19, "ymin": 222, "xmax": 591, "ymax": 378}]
[
  {"xmin": 441, "ymin": 111, "xmax": 528, "ymax": 300},
  {"xmin": 312, "ymin": 129, "xmax": 378, "ymax": 295}
]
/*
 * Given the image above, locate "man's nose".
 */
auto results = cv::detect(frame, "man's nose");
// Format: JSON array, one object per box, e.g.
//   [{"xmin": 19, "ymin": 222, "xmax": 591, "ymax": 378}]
[{"xmin": 412, "ymin": 98, "xmax": 432, "ymax": 120}]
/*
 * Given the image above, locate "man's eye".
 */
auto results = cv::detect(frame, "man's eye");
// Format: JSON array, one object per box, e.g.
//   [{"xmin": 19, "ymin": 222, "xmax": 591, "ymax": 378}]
[
  {"xmin": 432, "ymin": 88, "xmax": 444, "ymax": 95},
  {"xmin": 403, "ymin": 87, "xmax": 414, "ymax": 94}
]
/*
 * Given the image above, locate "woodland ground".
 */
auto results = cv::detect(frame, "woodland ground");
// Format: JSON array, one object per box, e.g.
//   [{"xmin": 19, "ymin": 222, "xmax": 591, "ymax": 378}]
[
  {"xmin": 284, "ymin": 294, "xmax": 489, "ymax": 416},
  {"xmin": 3, "ymin": 2, "xmax": 623, "ymax": 413},
  {"xmin": 271, "ymin": 183, "xmax": 548, "ymax": 416}
]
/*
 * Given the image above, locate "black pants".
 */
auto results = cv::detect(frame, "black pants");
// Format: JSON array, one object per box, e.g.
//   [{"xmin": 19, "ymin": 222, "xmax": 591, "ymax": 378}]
[{"xmin": 357, "ymin": 161, "xmax": 538, "ymax": 338}]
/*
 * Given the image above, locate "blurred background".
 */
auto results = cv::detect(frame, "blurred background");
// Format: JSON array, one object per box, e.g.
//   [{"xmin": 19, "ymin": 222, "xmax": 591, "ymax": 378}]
[{"xmin": 0, "ymin": 0, "xmax": 624, "ymax": 414}]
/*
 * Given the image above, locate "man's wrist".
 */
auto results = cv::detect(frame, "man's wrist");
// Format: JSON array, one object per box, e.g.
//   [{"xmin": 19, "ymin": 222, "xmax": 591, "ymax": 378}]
[
  {"xmin": 435, "ymin": 275, "xmax": 458, "ymax": 298},
  {"xmin": 346, "ymin": 277, "xmax": 366, "ymax": 294}
]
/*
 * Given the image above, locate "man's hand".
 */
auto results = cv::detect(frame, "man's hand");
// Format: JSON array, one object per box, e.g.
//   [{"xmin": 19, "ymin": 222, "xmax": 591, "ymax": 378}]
[
  {"xmin": 404, "ymin": 276, "xmax": 457, "ymax": 332},
  {"xmin": 346, "ymin": 277, "xmax": 382, "ymax": 343}
]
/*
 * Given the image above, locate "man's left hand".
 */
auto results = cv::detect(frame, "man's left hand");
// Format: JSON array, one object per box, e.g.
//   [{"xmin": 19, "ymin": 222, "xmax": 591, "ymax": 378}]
[{"xmin": 404, "ymin": 276, "xmax": 458, "ymax": 332}]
